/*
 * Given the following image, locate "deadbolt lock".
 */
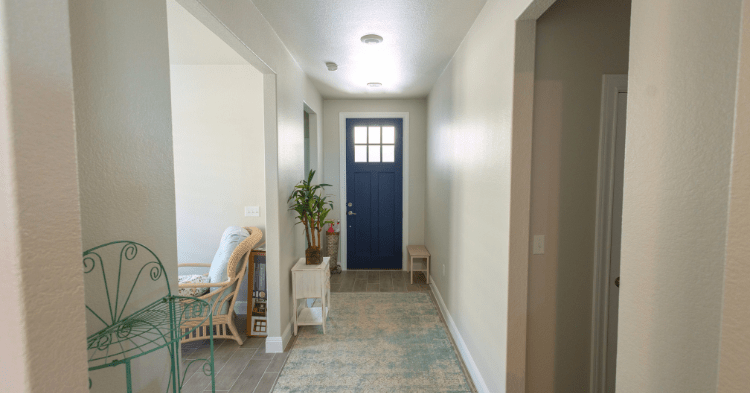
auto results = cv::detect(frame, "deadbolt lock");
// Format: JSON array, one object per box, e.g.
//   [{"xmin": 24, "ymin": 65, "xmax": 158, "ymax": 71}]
[{"xmin": 347, "ymin": 202, "xmax": 352, "ymax": 207}]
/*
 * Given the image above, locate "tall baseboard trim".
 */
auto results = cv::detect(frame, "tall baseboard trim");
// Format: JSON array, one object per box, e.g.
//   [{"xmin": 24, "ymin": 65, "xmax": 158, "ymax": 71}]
[
  {"xmin": 265, "ymin": 322, "xmax": 292, "ymax": 353},
  {"xmin": 430, "ymin": 276, "xmax": 490, "ymax": 393}
]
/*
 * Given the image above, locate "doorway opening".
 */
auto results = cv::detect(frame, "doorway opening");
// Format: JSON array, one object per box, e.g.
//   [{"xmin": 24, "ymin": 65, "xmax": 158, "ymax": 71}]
[
  {"xmin": 591, "ymin": 74, "xmax": 628, "ymax": 393},
  {"xmin": 166, "ymin": 0, "xmax": 266, "ymax": 337},
  {"xmin": 516, "ymin": 0, "xmax": 633, "ymax": 392},
  {"xmin": 338, "ymin": 112, "xmax": 410, "ymax": 271},
  {"xmin": 345, "ymin": 118, "xmax": 403, "ymax": 270}
]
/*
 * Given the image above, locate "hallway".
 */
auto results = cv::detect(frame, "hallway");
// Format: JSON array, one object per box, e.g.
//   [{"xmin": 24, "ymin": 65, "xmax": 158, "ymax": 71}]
[{"xmin": 3, "ymin": 0, "xmax": 749, "ymax": 392}]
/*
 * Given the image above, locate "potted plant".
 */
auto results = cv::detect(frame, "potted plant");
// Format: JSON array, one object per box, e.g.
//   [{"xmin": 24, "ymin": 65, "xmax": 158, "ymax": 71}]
[{"xmin": 288, "ymin": 170, "xmax": 334, "ymax": 265}]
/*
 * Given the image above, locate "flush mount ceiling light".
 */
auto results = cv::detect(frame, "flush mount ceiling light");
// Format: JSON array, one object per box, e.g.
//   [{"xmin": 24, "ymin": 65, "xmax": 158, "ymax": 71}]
[
  {"xmin": 367, "ymin": 82, "xmax": 382, "ymax": 88},
  {"xmin": 326, "ymin": 62, "xmax": 338, "ymax": 71},
  {"xmin": 361, "ymin": 34, "xmax": 383, "ymax": 45}
]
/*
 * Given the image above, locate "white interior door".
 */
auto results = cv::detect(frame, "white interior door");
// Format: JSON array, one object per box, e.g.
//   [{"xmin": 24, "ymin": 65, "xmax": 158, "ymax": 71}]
[{"xmin": 606, "ymin": 91, "xmax": 627, "ymax": 392}]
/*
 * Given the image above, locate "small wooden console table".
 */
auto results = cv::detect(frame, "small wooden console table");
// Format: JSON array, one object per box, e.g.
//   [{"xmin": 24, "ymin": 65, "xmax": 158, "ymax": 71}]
[
  {"xmin": 291, "ymin": 257, "xmax": 330, "ymax": 335},
  {"xmin": 408, "ymin": 245, "xmax": 431, "ymax": 284}
]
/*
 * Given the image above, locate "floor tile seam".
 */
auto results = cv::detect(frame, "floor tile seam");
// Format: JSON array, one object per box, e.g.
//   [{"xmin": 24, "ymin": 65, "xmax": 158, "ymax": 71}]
[
  {"xmin": 219, "ymin": 348, "xmax": 260, "ymax": 391},
  {"xmin": 184, "ymin": 339, "xmax": 231, "ymax": 388}
]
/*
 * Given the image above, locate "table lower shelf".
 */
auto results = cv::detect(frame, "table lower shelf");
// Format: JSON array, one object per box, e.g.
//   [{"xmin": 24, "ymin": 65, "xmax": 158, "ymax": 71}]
[
  {"xmin": 297, "ymin": 306, "xmax": 329, "ymax": 325},
  {"xmin": 411, "ymin": 261, "xmax": 429, "ymax": 271}
]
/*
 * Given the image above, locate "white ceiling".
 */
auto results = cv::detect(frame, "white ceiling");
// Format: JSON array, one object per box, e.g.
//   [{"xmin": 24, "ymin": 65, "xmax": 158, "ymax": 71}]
[
  {"xmin": 251, "ymin": 0, "xmax": 487, "ymax": 99},
  {"xmin": 166, "ymin": 0, "xmax": 248, "ymax": 65}
]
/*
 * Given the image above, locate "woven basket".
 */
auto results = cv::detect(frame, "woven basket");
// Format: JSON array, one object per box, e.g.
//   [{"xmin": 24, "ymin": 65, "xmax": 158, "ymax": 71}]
[{"xmin": 326, "ymin": 232, "xmax": 341, "ymax": 274}]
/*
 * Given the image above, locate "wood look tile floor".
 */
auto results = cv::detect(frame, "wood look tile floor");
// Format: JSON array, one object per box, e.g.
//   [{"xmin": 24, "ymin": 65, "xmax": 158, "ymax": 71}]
[
  {"xmin": 180, "ymin": 334, "xmax": 295, "ymax": 393},
  {"xmin": 180, "ymin": 270, "xmax": 431, "ymax": 392},
  {"xmin": 330, "ymin": 270, "xmax": 431, "ymax": 293}
]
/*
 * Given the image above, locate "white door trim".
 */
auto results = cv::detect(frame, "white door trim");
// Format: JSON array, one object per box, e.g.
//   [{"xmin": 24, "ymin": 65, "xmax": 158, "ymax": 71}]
[
  {"xmin": 339, "ymin": 112, "xmax": 410, "ymax": 271},
  {"xmin": 590, "ymin": 74, "xmax": 628, "ymax": 393}
]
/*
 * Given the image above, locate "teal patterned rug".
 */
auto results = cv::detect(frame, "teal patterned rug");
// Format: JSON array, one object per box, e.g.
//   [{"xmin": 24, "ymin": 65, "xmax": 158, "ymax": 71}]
[{"xmin": 273, "ymin": 292, "xmax": 473, "ymax": 393}]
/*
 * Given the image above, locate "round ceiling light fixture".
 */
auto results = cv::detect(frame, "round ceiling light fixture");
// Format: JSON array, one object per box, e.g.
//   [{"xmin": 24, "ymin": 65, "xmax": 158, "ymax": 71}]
[
  {"xmin": 361, "ymin": 34, "xmax": 383, "ymax": 45},
  {"xmin": 326, "ymin": 62, "xmax": 338, "ymax": 71},
  {"xmin": 367, "ymin": 82, "xmax": 383, "ymax": 88}
]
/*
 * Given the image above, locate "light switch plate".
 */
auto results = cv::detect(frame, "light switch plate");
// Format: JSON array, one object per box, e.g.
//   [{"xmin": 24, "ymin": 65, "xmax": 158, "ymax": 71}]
[
  {"xmin": 245, "ymin": 206, "xmax": 260, "ymax": 217},
  {"xmin": 533, "ymin": 235, "xmax": 545, "ymax": 255}
]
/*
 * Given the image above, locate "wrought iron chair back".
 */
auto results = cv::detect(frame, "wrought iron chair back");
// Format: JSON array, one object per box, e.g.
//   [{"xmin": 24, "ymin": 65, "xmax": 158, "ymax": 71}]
[
  {"xmin": 83, "ymin": 241, "xmax": 215, "ymax": 393},
  {"xmin": 83, "ymin": 241, "xmax": 170, "ymax": 336}
]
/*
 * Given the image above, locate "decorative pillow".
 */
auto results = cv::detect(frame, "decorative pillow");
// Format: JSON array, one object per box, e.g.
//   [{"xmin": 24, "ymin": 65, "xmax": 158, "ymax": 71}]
[
  {"xmin": 178, "ymin": 274, "xmax": 210, "ymax": 297},
  {"xmin": 207, "ymin": 226, "xmax": 250, "ymax": 292}
]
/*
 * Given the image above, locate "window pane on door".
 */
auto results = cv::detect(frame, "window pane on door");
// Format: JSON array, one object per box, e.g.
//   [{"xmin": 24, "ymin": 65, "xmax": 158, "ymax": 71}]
[
  {"xmin": 382, "ymin": 145, "xmax": 395, "ymax": 162},
  {"xmin": 368, "ymin": 127, "xmax": 381, "ymax": 144},
  {"xmin": 382, "ymin": 126, "xmax": 395, "ymax": 144},
  {"xmin": 368, "ymin": 145, "xmax": 380, "ymax": 162},
  {"xmin": 355, "ymin": 127, "xmax": 368, "ymax": 144},
  {"xmin": 355, "ymin": 145, "xmax": 367, "ymax": 162}
]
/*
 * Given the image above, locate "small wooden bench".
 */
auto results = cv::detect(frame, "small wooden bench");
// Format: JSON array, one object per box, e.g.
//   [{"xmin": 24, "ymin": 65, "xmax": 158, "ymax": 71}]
[{"xmin": 407, "ymin": 245, "xmax": 431, "ymax": 285}]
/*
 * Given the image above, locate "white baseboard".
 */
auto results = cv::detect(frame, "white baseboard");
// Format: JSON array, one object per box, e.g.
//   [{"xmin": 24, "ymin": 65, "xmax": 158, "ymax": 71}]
[
  {"xmin": 430, "ymin": 276, "xmax": 490, "ymax": 393},
  {"xmin": 265, "ymin": 321, "xmax": 292, "ymax": 353}
]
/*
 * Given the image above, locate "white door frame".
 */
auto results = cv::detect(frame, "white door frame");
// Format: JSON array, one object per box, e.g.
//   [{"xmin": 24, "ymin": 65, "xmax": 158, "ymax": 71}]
[
  {"xmin": 339, "ymin": 112, "xmax": 410, "ymax": 271},
  {"xmin": 590, "ymin": 74, "xmax": 628, "ymax": 393}
]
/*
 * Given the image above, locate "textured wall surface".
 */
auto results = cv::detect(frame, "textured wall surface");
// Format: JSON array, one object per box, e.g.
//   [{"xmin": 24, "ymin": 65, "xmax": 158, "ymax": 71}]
[
  {"xmin": 177, "ymin": 0, "xmax": 323, "ymax": 346},
  {"xmin": 425, "ymin": 0, "xmax": 539, "ymax": 390},
  {"xmin": 617, "ymin": 0, "xmax": 742, "ymax": 391},
  {"xmin": 0, "ymin": 0, "xmax": 88, "ymax": 391},
  {"xmin": 717, "ymin": 0, "xmax": 750, "ymax": 390},
  {"xmin": 527, "ymin": 0, "xmax": 632, "ymax": 391},
  {"xmin": 69, "ymin": 0, "xmax": 177, "ymax": 390},
  {"xmin": 321, "ymin": 99, "xmax": 427, "ymax": 261}
]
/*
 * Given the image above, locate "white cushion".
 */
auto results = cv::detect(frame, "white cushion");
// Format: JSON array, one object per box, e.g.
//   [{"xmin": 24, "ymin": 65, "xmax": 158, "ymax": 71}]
[
  {"xmin": 178, "ymin": 275, "xmax": 210, "ymax": 297},
  {"xmin": 207, "ymin": 227, "xmax": 249, "ymax": 292}
]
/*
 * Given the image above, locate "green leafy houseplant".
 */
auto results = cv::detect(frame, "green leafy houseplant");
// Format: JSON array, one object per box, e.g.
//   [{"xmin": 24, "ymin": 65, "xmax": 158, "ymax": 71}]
[{"xmin": 288, "ymin": 170, "xmax": 334, "ymax": 264}]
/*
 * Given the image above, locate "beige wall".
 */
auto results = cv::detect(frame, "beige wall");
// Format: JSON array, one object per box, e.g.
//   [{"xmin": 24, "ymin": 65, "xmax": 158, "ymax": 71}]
[
  {"xmin": 70, "ymin": 0, "xmax": 180, "ymax": 389},
  {"xmin": 322, "ymin": 99, "xmax": 427, "ymax": 266},
  {"xmin": 69, "ymin": 0, "xmax": 178, "ymax": 390},
  {"xmin": 526, "ymin": 0, "xmax": 632, "ymax": 391},
  {"xmin": 176, "ymin": 0, "xmax": 323, "ymax": 349},
  {"xmin": 425, "ymin": 0, "xmax": 546, "ymax": 390},
  {"xmin": 617, "ymin": 0, "xmax": 742, "ymax": 391},
  {"xmin": 0, "ymin": 0, "xmax": 88, "ymax": 391},
  {"xmin": 170, "ymin": 65, "xmax": 265, "ymax": 311},
  {"xmin": 718, "ymin": 1, "xmax": 750, "ymax": 390}
]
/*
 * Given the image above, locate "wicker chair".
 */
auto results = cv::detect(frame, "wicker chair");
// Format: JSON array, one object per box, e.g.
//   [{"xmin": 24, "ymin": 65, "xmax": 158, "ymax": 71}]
[{"xmin": 178, "ymin": 226, "xmax": 262, "ymax": 345}]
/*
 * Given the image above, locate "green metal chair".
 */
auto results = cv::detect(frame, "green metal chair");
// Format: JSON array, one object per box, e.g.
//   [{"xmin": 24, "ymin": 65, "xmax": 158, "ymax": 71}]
[{"xmin": 84, "ymin": 241, "xmax": 215, "ymax": 393}]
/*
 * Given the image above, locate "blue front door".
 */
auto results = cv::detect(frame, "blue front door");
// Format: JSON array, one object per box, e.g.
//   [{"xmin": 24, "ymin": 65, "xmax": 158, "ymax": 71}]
[{"xmin": 346, "ymin": 118, "xmax": 403, "ymax": 269}]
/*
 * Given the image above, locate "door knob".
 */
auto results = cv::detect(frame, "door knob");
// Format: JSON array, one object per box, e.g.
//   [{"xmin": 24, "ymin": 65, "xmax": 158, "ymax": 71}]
[
  {"xmin": 615, "ymin": 277, "xmax": 620, "ymax": 288},
  {"xmin": 348, "ymin": 211, "xmax": 356, "ymax": 215}
]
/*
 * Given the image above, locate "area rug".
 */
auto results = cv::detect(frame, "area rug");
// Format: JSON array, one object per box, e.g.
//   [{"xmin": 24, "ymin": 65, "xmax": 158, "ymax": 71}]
[{"xmin": 273, "ymin": 292, "xmax": 472, "ymax": 393}]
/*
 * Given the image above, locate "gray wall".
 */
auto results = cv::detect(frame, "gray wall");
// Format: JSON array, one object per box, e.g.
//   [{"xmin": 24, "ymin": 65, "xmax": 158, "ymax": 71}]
[
  {"xmin": 718, "ymin": 1, "xmax": 750, "ymax": 390},
  {"xmin": 617, "ymin": 0, "xmax": 742, "ymax": 391},
  {"xmin": 526, "ymin": 0, "xmax": 632, "ymax": 391},
  {"xmin": 69, "ymin": 0, "xmax": 177, "ymax": 390},
  {"xmin": 0, "ymin": 0, "xmax": 88, "ymax": 390},
  {"xmin": 425, "ymin": 0, "xmax": 545, "ymax": 390}
]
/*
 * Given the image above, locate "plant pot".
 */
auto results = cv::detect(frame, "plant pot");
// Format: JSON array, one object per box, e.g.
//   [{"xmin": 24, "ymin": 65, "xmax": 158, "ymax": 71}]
[{"xmin": 305, "ymin": 246, "xmax": 322, "ymax": 265}]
